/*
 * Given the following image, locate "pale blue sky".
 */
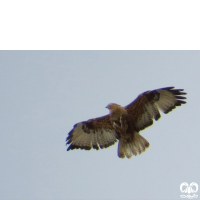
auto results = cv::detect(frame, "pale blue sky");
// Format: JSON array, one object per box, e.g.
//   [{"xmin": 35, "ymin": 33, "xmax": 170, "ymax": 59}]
[{"xmin": 0, "ymin": 51, "xmax": 200, "ymax": 200}]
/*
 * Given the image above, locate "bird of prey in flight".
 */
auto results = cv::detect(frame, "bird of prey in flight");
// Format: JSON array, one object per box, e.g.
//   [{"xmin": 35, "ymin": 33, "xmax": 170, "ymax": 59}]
[{"xmin": 66, "ymin": 87, "xmax": 186, "ymax": 158}]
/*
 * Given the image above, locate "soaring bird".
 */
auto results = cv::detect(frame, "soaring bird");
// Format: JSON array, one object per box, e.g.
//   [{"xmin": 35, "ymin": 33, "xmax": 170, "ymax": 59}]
[{"xmin": 66, "ymin": 87, "xmax": 186, "ymax": 158}]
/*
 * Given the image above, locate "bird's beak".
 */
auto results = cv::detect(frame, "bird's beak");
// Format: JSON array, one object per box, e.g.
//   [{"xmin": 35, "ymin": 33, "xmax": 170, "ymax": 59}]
[{"xmin": 105, "ymin": 105, "xmax": 108, "ymax": 109}]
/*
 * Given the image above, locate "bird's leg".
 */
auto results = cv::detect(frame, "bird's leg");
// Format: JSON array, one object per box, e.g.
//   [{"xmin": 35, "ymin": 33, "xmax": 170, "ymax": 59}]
[
  {"xmin": 120, "ymin": 116, "xmax": 128, "ymax": 133},
  {"xmin": 113, "ymin": 121, "xmax": 123, "ymax": 133}
]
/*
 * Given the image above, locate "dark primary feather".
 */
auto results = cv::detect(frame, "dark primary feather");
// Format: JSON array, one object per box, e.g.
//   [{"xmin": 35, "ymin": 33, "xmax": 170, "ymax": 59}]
[
  {"xmin": 66, "ymin": 115, "xmax": 118, "ymax": 151},
  {"xmin": 125, "ymin": 87, "xmax": 187, "ymax": 132}
]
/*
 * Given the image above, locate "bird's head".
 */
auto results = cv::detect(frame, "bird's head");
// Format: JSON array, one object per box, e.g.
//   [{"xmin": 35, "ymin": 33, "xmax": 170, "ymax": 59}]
[
  {"xmin": 106, "ymin": 103, "xmax": 121, "ymax": 111},
  {"xmin": 106, "ymin": 103, "xmax": 127, "ymax": 115}
]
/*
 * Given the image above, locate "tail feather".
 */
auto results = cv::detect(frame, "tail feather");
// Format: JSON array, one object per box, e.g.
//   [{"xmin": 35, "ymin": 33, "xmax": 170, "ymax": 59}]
[{"xmin": 118, "ymin": 134, "xmax": 150, "ymax": 158}]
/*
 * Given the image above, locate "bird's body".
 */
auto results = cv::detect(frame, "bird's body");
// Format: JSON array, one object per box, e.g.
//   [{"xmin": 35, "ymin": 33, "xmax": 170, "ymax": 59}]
[
  {"xmin": 66, "ymin": 87, "xmax": 186, "ymax": 158},
  {"xmin": 106, "ymin": 103, "xmax": 149, "ymax": 158}
]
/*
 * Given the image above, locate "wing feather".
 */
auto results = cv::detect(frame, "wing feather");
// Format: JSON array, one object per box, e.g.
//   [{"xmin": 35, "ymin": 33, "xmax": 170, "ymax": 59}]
[
  {"xmin": 66, "ymin": 115, "xmax": 118, "ymax": 151},
  {"xmin": 125, "ymin": 87, "xmax": 187, "ymax": 131}
]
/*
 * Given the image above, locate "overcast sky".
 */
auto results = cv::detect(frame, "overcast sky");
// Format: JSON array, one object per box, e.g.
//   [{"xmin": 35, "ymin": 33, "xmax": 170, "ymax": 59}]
[{"xmin": 0, "ymin": 51, "xmax": 200, "ymax": 200}]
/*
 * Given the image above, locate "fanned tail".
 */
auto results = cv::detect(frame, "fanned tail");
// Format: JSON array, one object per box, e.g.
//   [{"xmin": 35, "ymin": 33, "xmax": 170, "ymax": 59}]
[{"xmin": 118, "ymin": 134, "xmax": 150, "ymax": 158}]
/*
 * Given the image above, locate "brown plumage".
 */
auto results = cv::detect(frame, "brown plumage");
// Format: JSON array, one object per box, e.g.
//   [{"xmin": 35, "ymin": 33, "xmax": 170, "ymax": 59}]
[{"xmin": 66, "ymin": 87, "xmax": 187, "ymax": 158}]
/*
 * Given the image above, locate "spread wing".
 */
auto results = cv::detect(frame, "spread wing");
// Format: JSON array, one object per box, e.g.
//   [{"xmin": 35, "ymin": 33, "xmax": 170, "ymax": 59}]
[
  {"xmin": 66, "ymin": 115, "xmax": 118, "ymax": 151},
  {"xmin": 125, "ymin": 87, "xmax": 187, "ymax": 132}
]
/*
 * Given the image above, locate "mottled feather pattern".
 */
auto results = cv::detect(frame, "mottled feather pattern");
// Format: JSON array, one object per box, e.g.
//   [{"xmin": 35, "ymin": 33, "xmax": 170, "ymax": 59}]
[
  {"xmin": 126, "ymin": 87, "xmax": 186, "ymax": 131},
  {"xmin": 66, "ymin": 123, "xmax": 117, "ymax": 151}
]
